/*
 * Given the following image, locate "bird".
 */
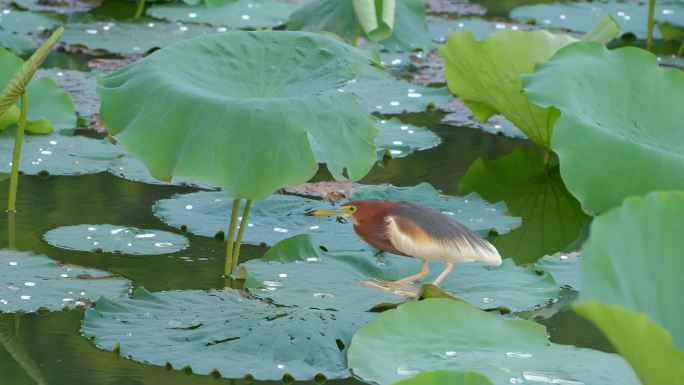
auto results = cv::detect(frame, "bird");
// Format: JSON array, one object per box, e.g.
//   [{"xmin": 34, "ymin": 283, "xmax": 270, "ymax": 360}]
[{"xmin": 306, "ymin": 200, "xmax": 502, "ymax": 287}]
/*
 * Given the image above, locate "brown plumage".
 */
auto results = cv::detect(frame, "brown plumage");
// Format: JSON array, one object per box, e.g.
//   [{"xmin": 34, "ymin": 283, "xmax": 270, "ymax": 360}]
[{"xmin": 309, "ymin": 200, "xmax": 502, "ymax": 286}]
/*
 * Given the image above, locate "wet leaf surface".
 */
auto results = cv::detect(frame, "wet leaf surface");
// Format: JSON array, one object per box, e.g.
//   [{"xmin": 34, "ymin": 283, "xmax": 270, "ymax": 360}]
[
  {"xmin": 44, "ymin": 224, "xmax": 189, "ymax": 255},
  {"xmin": 0, "ymin": 249, "xmax": 131, "ymax": 313}
]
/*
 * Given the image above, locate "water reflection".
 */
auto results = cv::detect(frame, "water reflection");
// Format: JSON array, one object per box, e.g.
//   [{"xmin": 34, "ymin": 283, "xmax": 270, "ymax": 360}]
[{"xmin": 459, "ymin": 148, "xmax": 590, "ymax": 264}]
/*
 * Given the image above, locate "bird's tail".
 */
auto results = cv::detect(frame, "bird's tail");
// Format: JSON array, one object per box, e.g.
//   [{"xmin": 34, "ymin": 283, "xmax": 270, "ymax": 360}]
[{"xmin": 480, "ymin": 241, "xmax": 503, "ymax": 266}]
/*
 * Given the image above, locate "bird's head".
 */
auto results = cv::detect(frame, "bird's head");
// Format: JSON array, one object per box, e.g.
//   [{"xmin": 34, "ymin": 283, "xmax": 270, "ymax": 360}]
[{"xmin": 305, "ymin": 200, "xmax": 391, "ymax": 222}]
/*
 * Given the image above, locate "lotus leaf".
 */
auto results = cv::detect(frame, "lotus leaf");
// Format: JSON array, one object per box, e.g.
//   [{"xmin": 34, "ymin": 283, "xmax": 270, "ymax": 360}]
[
  {"xmin": 242, "ymin": 235, "xmax": 560, "ymax": 313},
  {"xmin": 0, "ymin": 134, "xmax": 123, "ymax": 175},
  {"xmin": 573, "ymin": 192, "xmax": 684, "ymax": 385},
  {"xmin": 428, "ymin": 16, "xmax": 531, "ymax": 43},
  {"xmin": 0, "ymin": 315, "xmax": 47, "ymax": 385},
  {"xmin": 511, "ymin": 1, "xmax": 684, "ymax": 39},
  {"xmin": 392, "ymin": 371, "xmax": 494, "ymax": 385},
  {"xmin": 12, "ymin": 0, "xmax": 99, "ymax": 12},
  {"xmin": 348, "ymin": 299, "xmax": 640, "ymax": 385},
  {"xmin": 343, "ymin": 72, "xmax": 452, "ymax": 114},
  {"xmin": 147, "ymin": 0, "xmax": 297, "ymax": 29},
  {"xmin": 43, "ymin": 224, "xmax": 189, "ymax": 255},
  {"xmin": 288, "ymin": 0, "xmax": 432, "ymax": 52},
  {"xmin": 523, "ymin": 43, "xmax": 684, "ymax": 213},
  {"xmin": 440, "ymin": 29, "xmax": 577, "ymax": 150},
  {"xmin": 36, "ymin": 69, "xmax": 99, "ymax": 120},
  {"xmin": 459, "ymin": 149, "xmax": 588, "ymax": 264},
  {"xmin": 107, "ymin": 156, "xmax": 215, "ymax": 188},
  {"xmin": 62, "ymin": 22, "xmax": 222, "ymax": 55},
  {"xmin": 534, "ymin": 254, "xmax": 580, "ymax": 291},
  {"xmin": 353, "ymin": 0, "xmax": 396, "ymax": 42},
  {"xmin": 0, "ymin": 249, "xmax": 131, "ymax": 313},
  {"xmin": 99, "ymin": 31, "xmax": 379, "ymax": 200},
  {"xmin": 0, "ymin": 28, "xmax": 36, "ymax": 55},
  {"xmin": 0, "ymin": 9, "xmax": 59, "ymax": 35},
  {"xmin": 153, "ymin": 183, "xmax": 519, "ymax": 250},
  {"xmin": 81, "ymin": 287, "xmax": 375, "ymax": 380},
  {"xmin": 0, "ymin": 49, "xmax": 76, "ymax": 134}
]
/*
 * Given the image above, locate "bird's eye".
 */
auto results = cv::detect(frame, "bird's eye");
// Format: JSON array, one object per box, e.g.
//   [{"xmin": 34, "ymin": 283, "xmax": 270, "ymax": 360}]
[{"xmin": 347, "ymin": 206, "xmax": 356, "ymax": 213}]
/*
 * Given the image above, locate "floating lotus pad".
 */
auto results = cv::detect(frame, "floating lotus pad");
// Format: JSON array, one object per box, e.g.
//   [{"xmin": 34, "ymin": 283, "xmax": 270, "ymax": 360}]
[
  {"xmin": 0, "ymin": 28, "xmax": 36, "ymax": 55},
  {"xmin": 0, "ymin": 134, "xmax": 123, "ymax": 175},
  {"xmin": 511, "ymin": 1, "xmax": 684, "ymax": 39},
  {"xmin": 242, "ymin": 235, "xmax": 560, "ymax": 313},
  {"xmin": 0, "ymin": 249, "xmax": 131, "ymax": 313},
  {"xmin": 44, "ymin": 224, "xmax": 189, "ymax": 255},
  {"xmin": 107, "ymin": 155, "xmax": 215, "ymax": 188},
  {"xmin": 153, "ymin": 183, "xmax": 520, "ymax": 251},
  {"xmin": 428, "ymin": 16, "xmax": 531, "ymax": 43},
  {"xmin": 147, "ymin": 0, "xmax": 298, "ymax": 29},
  {"xmin": 62, "ymin": 21, "xmax": 224, "ymax": 55},
  {"xmin": 0, "ymin": 9, "xmax": 60, "ymax": 35},
  {"xmin": 36, "ymin": 69, "xmax": 99, "ymax": 120},
  {"xmin": 348, "ymin": 299, "xmax": 641, "ymax": 385},
  {"xmin": 535, "ymin": 254, "xmax": 580, "ymax": 291},
  {"xmin": 523, "ymin": 43, "xmax": 684, "ymax": 213},
  {"xmin": 12, "ymin": 0, "xmax": 99, "ymax": 13},
  {"xmin": 82, "ymin": 287, "xmax": 375, "ymax": 381},
  {"xmin": 573, "ymin": 192, "xmax": 684, "ymax": 385}
]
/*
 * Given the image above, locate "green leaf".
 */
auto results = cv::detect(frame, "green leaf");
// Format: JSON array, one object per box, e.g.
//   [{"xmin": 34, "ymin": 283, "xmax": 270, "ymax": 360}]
[
  {"xmin": 288, "ymin": 0, "xmax": 432, "ymax": 52},
  {"xmin": 43, "ymin": 224, "xmax": 189, "ymax": 255},
  {"xmin": 523, "ymin": 42, "xmax": 684, "ymax": 214},
  {"xmin": 581, "ymin": 14, "xmax": 621, "ymax": 43},
  {"xmin": 348, "ymin": 299, "xmax": 641, "ymax": 385},
  {"xmin": 243, "ymin": 235, "xmax": 560, "ymax": 313},
  {"xmin": 659, "ymin": 21, "xmax": 684, "ymax": 41},
  {"xmin": 0, "ymin": 134, "xmax": 123, "ymax": 176},
  {"xmin": 534, "ymin": 253, "xmax": 580, "ymax": 291},
  {"xmin": 107, "ymin": 155, "xmax": 216, "ymax": 188},
  {"xmin": 61, "ymin": 22, "xmax": 223, "ymax": 56},
  {"xmin": 147, "ymin": 0, "xmax": 297, "ymax": 29},
  {"xmin": 458, "ymin": 149, "xmax": 589, "ymax": 264},
  {"xmin": 0, "ymin": 315, "xmax": 47, "ymax": 385},
  {"xmin": 0, "ymin": 248, "xmax": 131, "ymax": 313},
  {"xmin": 0, "ymin": 28, "xmax": 36, "ymax": 55},
  {"xmin": 99, "ymin": 31, "xmax": 378, "ymax": 200},
  {"xmin": 353, "ymin": 0, "xmax": 395, "ymax": 41},
  {"xmin": 440, "ymin": 29, "xmax": 576, "ymax": 150},
  {"xmin": 153, "ymin": 183, "xmax": 520, "ymax": 250},
  {"xmin": 82, "ymin": 287, "xmax": 375, "ymax": 380},
  {"xmin": 0, "ymin": 9, "xmax": 60, "ymax": 35},
  {"xmin": 511, "ymin": 1, "xmax": 684, "ymax": 39},
  {"xmin": 572, "ymin": 191, "xmax": 684, "ymax": 385},
  {"xmin": 392, "ymin": 371, "xmax": 494, "ymax": 385}
]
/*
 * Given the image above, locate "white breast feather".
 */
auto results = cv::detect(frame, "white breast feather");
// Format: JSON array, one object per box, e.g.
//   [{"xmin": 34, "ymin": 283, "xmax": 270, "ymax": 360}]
[{"xmin": 386, "ymin": 216, "xmax": 502, "ymax": 265}]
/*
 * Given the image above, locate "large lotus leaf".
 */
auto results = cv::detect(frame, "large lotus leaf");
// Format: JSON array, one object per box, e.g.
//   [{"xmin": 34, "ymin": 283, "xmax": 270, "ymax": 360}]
[
  {"xmin": 107, "ymin": 155, "xmax": 215, "ymax": 188},
  {"xmin": 62, "ymin": 21, "xmax": 223, "ymax": 55},
  {"xmin": 0, "ymin": 315, "xmax": 47, "ymax": 385},
  {"xmin": 43, "ymin": 224, "xmax": 189, "ymax": 255},
  {"xmin": 36, "ymin": 68, "xmax": 99, "ymax": 120},
  {"xmin": 459, "ymin": 149, "xmax": 589, "ymax": 264},
  {"xmin": 428, "ymin": 16, "xmax": 531, "ymax": 43},
  {"xmin": 288, "ymin": 0, "xmax": 432, "ymax": 52},
  {"xmin": 0, "ymin": 9, "xmax": 59, "ymax": 35},
  {"xmin": 147, "ymin": 0, "xmax": 297, "ymax": 29},
  {"xmin": 392, "ymin": 371, "xmax": 494, "ymax": 385},
  {"xmin": 242, "ymin": 234, "xmax": 560, "ymax": 313},
  {"xmin": 572, "ymin": 192, "xmax": 684, "ymax": 384},
  {"xmin": 0, "ymin": 28, "xmax": 36, "ymax": 55},
  {"xmin": 99, "ymin": 31, "xmax": 378, "ymax": 200},
  {"xmin": 511, "ymin": 1, "xmax": 684, "ymax": 39},
  {"xmin": 440, "ymin": 29, "xmax": 577, "ymax": 150},
  {"xmin": 153, "ymin": 183, "xmax": 520, "ymax": 250},
  {"xmin": 82, "ymin": 287, "xmax": 375, "ymax": 380},
  {"xmin": 343, "ymin": 72, "xmax": 452, "ymax": 114},
  {"xmin": 0, "ymin": 249, "xmax": 131, "ymax": 313},
  {"xmin": 523, "ymin": 43, "xmax": 684, "ymax": 214},
  {"xmin": 534, "ymin": 253, "xmax": 580, "ymax": 291},
  {"xmin": 348, "ymin": 299, "xmax": 640, "ymax": 385},
  {"xmin": 0, "ymin": 134, "xmax": 124, "ymax": 175},
  {"xmin": 0, "ymin": 49, "xmax": 77, "ymax": 134}
]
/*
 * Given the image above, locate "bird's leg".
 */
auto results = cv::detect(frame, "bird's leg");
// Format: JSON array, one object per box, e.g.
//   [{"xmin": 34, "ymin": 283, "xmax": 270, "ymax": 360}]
[
  {"xmin": 431, "ymin": 261, "xmax": 454, "ymax": 286},
  {"xmin": 394, "ymin": 260, "xmax": 430, "ymax": 284}
]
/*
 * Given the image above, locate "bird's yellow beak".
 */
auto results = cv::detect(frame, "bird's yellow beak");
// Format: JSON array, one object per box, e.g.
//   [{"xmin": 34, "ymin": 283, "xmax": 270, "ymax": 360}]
[{"xmin": 305, "ymin": 209, "xmax": 347, "ymax": 217}]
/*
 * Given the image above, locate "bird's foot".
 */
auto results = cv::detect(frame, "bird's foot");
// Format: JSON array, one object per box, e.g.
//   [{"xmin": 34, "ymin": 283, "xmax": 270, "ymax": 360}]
[{"xmin": 358, "ymin": 278, "xmax": 420, "ymax": 298}]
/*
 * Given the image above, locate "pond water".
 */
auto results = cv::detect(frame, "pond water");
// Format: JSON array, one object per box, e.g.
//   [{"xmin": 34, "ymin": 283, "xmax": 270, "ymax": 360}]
[{"xmin": 1, "ymin": 0, "xmax": 661, "ymax": 383}]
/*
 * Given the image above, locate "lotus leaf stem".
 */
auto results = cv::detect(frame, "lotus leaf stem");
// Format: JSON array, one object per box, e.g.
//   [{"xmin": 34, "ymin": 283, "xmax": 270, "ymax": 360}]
[
  {"xmin": 8, "ymin": 93, "xmax": 27, "ymax": 213},
  {"xmin": 646, "ymin": 0, "xmax": 656, "ymax": 51},
  {"xmin": 352, "ymin": 25, "xmax": 362, "ymax": 47},
  {"xmin": 7, "ymin": 211, "xmax": 15, "ymax": 249},
  {"xmin": 224, "ymin": 199, "xmax": 241, "ymax": 276},
  {"xmin": 134, "ymin": 0, "xmax": 146, "ymax": 19},
  {"xmin": 231, "ymin": 199, "xmax": 252, "ymax": 270}
]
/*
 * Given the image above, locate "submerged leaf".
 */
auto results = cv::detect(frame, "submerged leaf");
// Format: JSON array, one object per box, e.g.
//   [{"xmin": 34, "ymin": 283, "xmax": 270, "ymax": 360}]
[
  {"xmin": 44, "ymin": 224, "xmax": 189, "ymax": 255},
  {"xmin": 0, "ymin": 249, "xmax": 131, "ymax": 313},
  {"xmin": 573, "ymin": 192, "xmax": 684, "ymax": 385},
  {"xmin": 348, "ymin": 299, "xmax": 640, "ymax": 385},
  {"xmin": 523, "ymin": 43, "xmax": 684, "ymax": 213},
  {"xmin": 99, "ymin": 31, "xmax": 379, "ymax": 200},
  {"xmin": 82, "ymin": 287, "xmax": 374, "ymax": 380},
  {"xmin": 440, "ymin": 29, "xmax": 575, "ymax": 150}
]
